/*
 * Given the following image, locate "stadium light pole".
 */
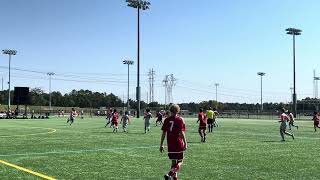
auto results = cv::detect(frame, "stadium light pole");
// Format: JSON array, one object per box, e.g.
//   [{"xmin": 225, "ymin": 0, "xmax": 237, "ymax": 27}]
[
  {"xmin": 257, "ymin": 72, "xmax": 266, "ymax": 111},
  {"xmin": 286, "ymin": 28, "xmax": 302, "ymax": 117},
  {"xmin": 214, "ymin": 83, "xmax": 219, "ymax": 109},
  {"xmin": 315, "ymin": 77, "xmax": 320, "ymax": 99},
  {"xmin": 123, "ymin": 60, "xmax": 134, "ymax": 112},
  {"xmin": 126, "ymin": 0, "xmax": 150, "ymax": 118},
  {"xmin": 2, "ymin": 49, "xmax": 17, "ymax": 111},
  {"xmin": 47, "ymin": 72, "xmax": 55, "ymax": 111},
  {"xmin": 290, "ymin": 87, "xmax": 293, "ymax": 111}
]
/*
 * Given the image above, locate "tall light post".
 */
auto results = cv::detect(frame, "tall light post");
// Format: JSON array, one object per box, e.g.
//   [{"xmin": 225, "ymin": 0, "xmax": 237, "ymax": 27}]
[
  {"xmin": 123, "ymin": 60, "xmax": 134, "ymax": 112},
  {"xmin": 314, "ymin": 77, "xmax": 320, "ymax": 99},
  {"xmin": 214, "ymin": 83, "xmax": 219, "ymax": 109},
  {"xmin": 290, "ymin": 87, "xmax": 293, "ymax": 111},
  {"xmin": 126, "ymin": 0, "xmax": 150, "ymax": 118},
  {"xmin": 2, "ymin": 49, "xmax": 17, "ymax": 111},
  {"xmin": 47, "ymin": 72, "xmax": 55, "ymax": 111},
  {"xmin": 257, "ymin": 72, "xmax": 266, "ymax": 111},
  {"xmin": 286, "ymin": 28, "xmax": 302, "ymax": 117}
]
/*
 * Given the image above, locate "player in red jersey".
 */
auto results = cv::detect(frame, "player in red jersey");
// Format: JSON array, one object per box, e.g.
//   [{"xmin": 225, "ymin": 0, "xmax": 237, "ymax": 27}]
[
  {"xmin": 105, "ymin": 108, "xmax": 113, "ymax": 128},
  {"xmin": 111, "ymin": 109, "xmax": 119, "ymax": 133},
  {"xmin": 155, "ymin": 110, "xmax": 164, "ymax": 126},
  {"xmin": 160, "ymin": 104, "xmax": 187, "ymax": 180},
  {"xmin": 279, "ymin": 108, "xmax": 294, "ymax": 141},
  {"xmin": 312, "ymin": 111, "xmax": 320, "ymax": 132},
  {"xmin": 197, "ymin": 108, "xmax": 207, "ymax": 142}
]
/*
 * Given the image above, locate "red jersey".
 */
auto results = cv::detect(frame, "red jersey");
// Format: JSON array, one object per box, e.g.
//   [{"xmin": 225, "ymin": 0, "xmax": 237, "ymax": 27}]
[
  {"xmin": 112, "ymin": 112, "xmax": 119, "ymax": 122},
  {"xmin": 312, "ymin": 115, "xmax": 319, "ymax": 122},
  {"xmin": 280, "ymin": 113, "xmax": 289, "ymax": 122},
  {"xmin": 198, "ymin": 112, "xmax": 207, "ymax": 128},
  {"xmin": 161, "ymin": 115, "xmax": 186, "ymax": 153}
]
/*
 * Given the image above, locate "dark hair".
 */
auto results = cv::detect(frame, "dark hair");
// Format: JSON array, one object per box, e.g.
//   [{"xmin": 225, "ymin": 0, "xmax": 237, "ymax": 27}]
[
  {"xmin": 146, "ymin": 109, "xmax": 150, "ymax": 112},
  {"xmin": 314, "ymin": 111, "xmax": 318, "ymax": 115},
  {"xmin": 114, "ymin": 109, "xmax": 117, "ymax": 113},
  {"xmin": 125, "ymin": 111, "xmax": 128, "ymax": 115},
  {"xmin": 199, "ymin": 108, "xmax": 203, "ymax": 112}
]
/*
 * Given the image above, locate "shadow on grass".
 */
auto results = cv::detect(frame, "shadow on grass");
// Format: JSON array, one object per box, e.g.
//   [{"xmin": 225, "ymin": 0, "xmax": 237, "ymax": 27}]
[
  {"xmin": 261, "ymin": 140, "xmax": 289, "ymax": 143},
  {"xmin": 187, "ymin": 141, "xmax": 201, "ymax": 144}
]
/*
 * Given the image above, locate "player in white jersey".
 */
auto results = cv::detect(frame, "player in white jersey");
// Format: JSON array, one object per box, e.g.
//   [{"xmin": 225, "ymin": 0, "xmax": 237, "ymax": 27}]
[
  {"xmin": 121, "ymin": 111, "xmax": 130, "ymax": 132},
  {"xmin": 67, "ymin": 108, "xmax": 77, "ymax": 126},
  {"xmin": 144, "ymin": 109, "xmax": 152, "ymax": 133},
  {"xmin": 287, "ymin": 111, "xmax": 298, "ymax": 130}
]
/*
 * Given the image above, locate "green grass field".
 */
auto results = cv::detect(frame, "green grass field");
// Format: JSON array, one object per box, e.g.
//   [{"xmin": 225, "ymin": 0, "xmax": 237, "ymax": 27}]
[{"xmin": 0, "ymin": 116, "xmax": 320, "ymax": 180}]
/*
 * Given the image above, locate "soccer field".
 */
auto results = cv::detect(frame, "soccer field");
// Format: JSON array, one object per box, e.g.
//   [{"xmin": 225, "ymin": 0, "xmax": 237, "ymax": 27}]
[{"xmin": 0, "ymin": 117, "xmax": 319, "ymax": 180}]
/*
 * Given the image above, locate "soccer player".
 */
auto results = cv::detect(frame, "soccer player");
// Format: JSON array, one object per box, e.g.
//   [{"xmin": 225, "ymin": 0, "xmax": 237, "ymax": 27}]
[
  {"xmin": 312, "ymin": 111, "xmax": 320, "ymax": 132},
  {"xmin": 287, "ymin": 110, "xmax": 298, "ymax": 130},
  {"xmin": 105, "ymin": 109, "xmax": 113, "ymax": 128},
  {"xmin": 80, "ymin": 110, "xmax": 84, "ymax": 119},
  {"xmin": 67, "ymin": 108, "xmax": 77, "ymax": 125},
  {"xmin": 197, "ymin": 108, "xmax": 207, "ymax": 142},
  {"xmin": 213, "ymin": 108, "xmax": 219, "ymax": 127},
  {"xmin": 160, "ymin": 104, "xmax": 187, "ymax": 180},
  {"xmin": 206, "ymin": 107, "xmax": 214, "ymax": 132},
  {"xmin": 121, "ymin": 111, "xmax": 130, "ymax": 133},
  {"xmin": 156, "ymin": 110, "xmax": 163, "ymax": 126},
  {"xmin": 111, "ymin": 109, "xmax": 119, "ymax": 132},
  {"xmin": 144, "ymin": 109, "xmax": 152, "ymax": 133},
  {"xmin": 279, "ymin": 108, "xmax": 294, "ymax": 141}
]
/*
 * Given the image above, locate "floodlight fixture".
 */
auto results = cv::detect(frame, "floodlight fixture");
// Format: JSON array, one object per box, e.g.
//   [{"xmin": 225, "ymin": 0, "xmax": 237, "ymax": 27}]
[
  {"xmin": 123, "ymin": 60, "xmax": 134, "ymax": 65},
  {"xmin": 2, "ymin": 49, "xmax": 17, "ymax": 55},
  {"xmin": 126, "ymin": 0, "xmax": 150, "ymax": 10}
]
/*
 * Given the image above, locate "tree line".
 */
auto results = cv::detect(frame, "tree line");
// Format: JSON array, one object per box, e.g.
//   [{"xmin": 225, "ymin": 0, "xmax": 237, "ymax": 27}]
[{"xmin": 0, "ymin": 88, "xmax": 319, "ymax": 112}]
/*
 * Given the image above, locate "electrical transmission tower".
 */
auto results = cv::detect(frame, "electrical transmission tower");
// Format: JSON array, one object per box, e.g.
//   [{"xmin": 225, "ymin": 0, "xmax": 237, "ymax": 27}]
[
  {"xmin": 163, "ymin": 74, "xmax": 176, "ymax": 106},
  {"xmin": 148, "ymin": 69, "xmax": 155, "ymax": 103},
  {"xmin": 314, "ymin": 69, "xmax": 319, "ymax": 99}
]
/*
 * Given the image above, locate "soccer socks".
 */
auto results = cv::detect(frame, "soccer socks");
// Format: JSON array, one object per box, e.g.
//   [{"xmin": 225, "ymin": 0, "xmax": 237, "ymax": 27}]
[
  {"xmin": 168, "ymin": 161, "xmax": 182, "ymax": 177},
  {"xmin": 280, "ymin": 130, "xmax": 285, "ymax": 141}
]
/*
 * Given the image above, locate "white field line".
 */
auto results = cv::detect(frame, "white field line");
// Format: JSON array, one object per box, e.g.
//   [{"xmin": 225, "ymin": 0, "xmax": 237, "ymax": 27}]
[
  {"xmin": 0, "ymin": 127, "xmax": 56, "ymax": 138},
  {"xmin": 0, "ymin": 145, "xmax": 160, "ymax": 157},
  {"xmin": 217, "ymin": 131, "xmax": 320, "ymax": 140}
]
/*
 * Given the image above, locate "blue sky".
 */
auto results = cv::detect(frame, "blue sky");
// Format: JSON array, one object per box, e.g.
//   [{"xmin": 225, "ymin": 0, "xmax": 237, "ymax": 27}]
[{"xmin": 0, "ymin": 0, "xmax": 319, "ymax": 104}]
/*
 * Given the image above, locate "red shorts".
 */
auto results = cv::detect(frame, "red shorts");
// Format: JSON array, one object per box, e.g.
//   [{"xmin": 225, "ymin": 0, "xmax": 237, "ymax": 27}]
[
  {"xmin": 112, "ymin": 121, "xmax": 118, "ymax": 126},
  {"xmin": 314, "ymin": 121, "xmax": 319, "ymax": 126},
  {"xmin": 199, "ymin": 126, "xmax": 206, "ymax": 130},
  {"xmin": 168, "ymin": 152, "xmax": 184, "ymax": 160}
]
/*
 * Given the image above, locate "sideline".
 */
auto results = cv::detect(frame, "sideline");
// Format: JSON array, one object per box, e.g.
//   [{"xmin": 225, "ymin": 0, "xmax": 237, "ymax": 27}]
[{"xmin": 0, "ymin": 159, "xmax": 56, "ymax": 180}]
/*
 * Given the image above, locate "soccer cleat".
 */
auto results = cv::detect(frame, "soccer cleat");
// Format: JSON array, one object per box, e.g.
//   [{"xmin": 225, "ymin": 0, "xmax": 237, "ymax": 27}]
[
  {"xmin": 296, "ymin": 126, "xmax": 299, "ymax": 130},
  {"xmin": 281, "ymin": 139, "xmax": 285, "ymax": 142},
  {"xmin": 203, "ymin": 136, "xmax": 206, "ymax": 142},
  {"xmin": 292, "ymin": 134, "xmax": 295, "ymax": 140},
  {"xmin": 164, "ymin": 174, "xmax": 172, "ymax": 180}
]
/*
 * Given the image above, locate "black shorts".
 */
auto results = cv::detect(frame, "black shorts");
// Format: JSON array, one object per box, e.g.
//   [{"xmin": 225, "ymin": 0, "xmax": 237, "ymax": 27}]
[
  {"xmin": 207, "ymin": 119, "xmax": 213, "ymax": 125},
  {"xmin": 168, "ymin": 152, "xmax": 184, "ymax": 160}
]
